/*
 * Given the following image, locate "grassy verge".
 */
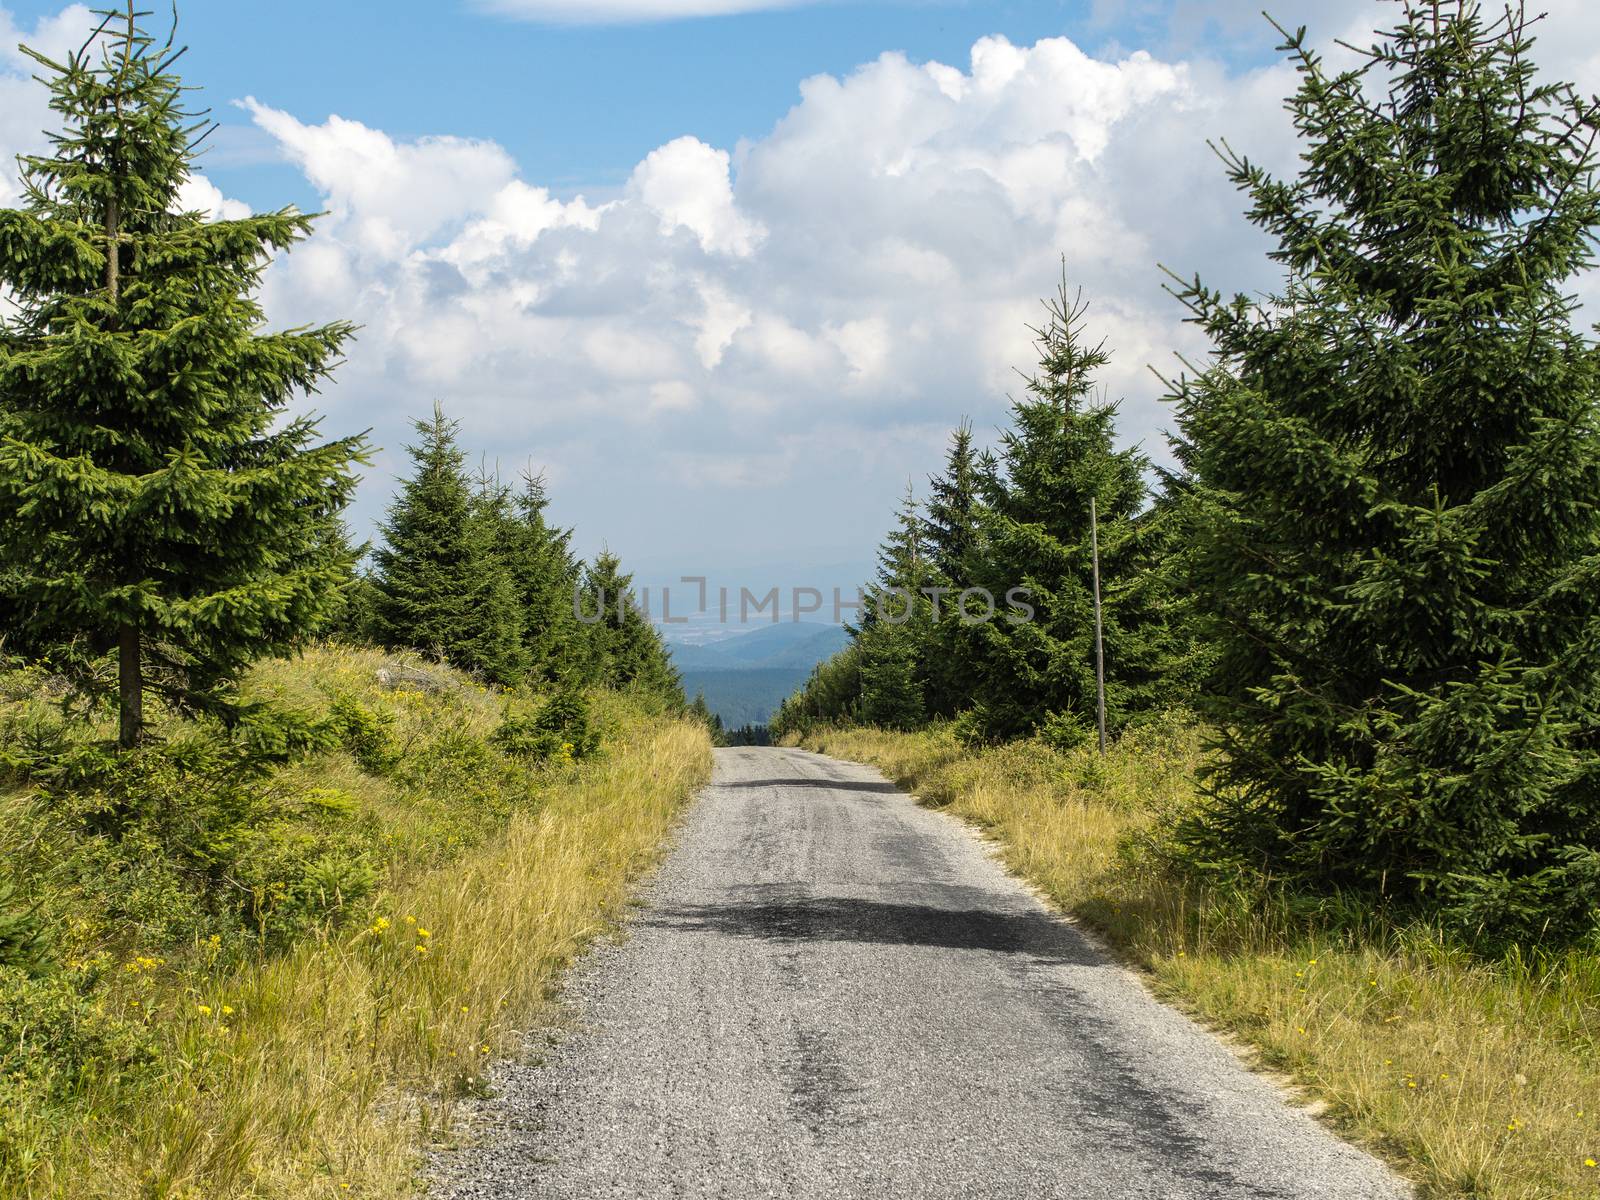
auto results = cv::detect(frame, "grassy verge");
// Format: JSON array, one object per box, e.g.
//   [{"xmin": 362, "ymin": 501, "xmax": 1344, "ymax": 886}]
[
  {"xmin": 1, "ymin": 645, "xmax": 712, "ymax": 1198},
  {"xmin": 797, "ymin": 721, "xmax": 1599, "ymax": 1200}
]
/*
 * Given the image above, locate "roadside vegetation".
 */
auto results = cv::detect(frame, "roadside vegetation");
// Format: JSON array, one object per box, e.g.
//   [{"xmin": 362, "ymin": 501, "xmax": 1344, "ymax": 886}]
[
  {"xmin": 796, "ymin": 720, "xmax": 1599, "ymax": 1200},
  {"xmin": 1, "ymin": 645, "xmax": 710, "ymax": 1197},
  {"xmin": 0, "ymin": 7, "xmax": 711, "ymax": 1197}
]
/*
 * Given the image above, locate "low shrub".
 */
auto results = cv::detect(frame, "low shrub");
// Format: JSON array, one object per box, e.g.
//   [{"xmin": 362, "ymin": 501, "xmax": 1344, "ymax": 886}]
[
  {"xmin": 322, "ymin": 692, "xmax": 400, "ymax": 774},
  {"xmin": 0, "ymin": 884, "xmax": 49, "ymax": 974},
  {"xmin": 492, "ymin": 689, "xmax": 600, "ymax": 762}
]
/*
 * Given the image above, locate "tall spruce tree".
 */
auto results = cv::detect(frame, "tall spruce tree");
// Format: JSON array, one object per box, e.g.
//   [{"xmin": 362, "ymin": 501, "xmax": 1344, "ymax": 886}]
[
  {"xmin": 575, "ymin": 552, "xmax": 682, "ymax": 700},
  {"xmin": 463, "ymin": 470, "xmax": 530, "ymax": 685},
  {"xmin": 855, "ymin": 483, "xmax": 931, "ymax": 729},
  {"xmin": 924, "ymin": 421, "xmax": 980, "ymax": 586},
  {"xmin": 370, "ymin": 406, "xmax": 479, "ymax": 664},
  {"xmin": 1122, "ymin": 450, "xmax": 1212, "ymax": 710},
  {"xmin": 0, "ymin": 5, "xmax": 364, "ymax": 745},
  {"xmin": 508, "ymin": 470, "xmax": 583, "ymax": 681},
  {"xmin": 922, "ymin": 423, "xmax": 988, "ymax": 716},
  {"xmin": 957, "ymin": 277, "xmax": 1157, "ymax": 742},
  {"xmin": 1169, "ymin": 2, "xmax": 1600, "ymax": 941}
]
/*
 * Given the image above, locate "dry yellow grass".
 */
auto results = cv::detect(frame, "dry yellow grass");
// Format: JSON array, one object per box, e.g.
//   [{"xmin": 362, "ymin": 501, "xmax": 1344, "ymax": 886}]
[
  {"xmin": 799, "ymin": 722, "xmax": 1600, "ymax": 1200},
  {"xmin": 7, "ymin": 648, "xmax": 712, "ymax": 1199}
]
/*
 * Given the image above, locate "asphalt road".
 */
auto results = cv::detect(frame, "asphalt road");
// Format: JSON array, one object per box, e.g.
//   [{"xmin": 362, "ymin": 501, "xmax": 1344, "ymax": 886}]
[{"xmin": 434, "ymin": 745, "xmax": 1410, "ymax": 1199}]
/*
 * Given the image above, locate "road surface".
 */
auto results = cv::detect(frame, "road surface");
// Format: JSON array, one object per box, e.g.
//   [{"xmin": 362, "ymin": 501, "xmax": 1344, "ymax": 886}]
[{"xmin": 435, "ymin": 745, "xmax": 1409, "ymax": 1199}]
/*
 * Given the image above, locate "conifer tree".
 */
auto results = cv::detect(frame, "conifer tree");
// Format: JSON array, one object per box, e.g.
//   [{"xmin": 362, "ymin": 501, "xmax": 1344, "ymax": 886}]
[
  {"xmin": 857, "ymin": 630, "xmax": 925, "ymax": 730},
  {"xmin": 1121, "ymin": 460, "xmax": 1211, "ymax": 711},
  {"xmin": 507, "ymin": 470, "xmax": 583, "ymax": 681},
  {"xmin": 923, "ymin": 421, "xmax": 980, "ymax": 586},
  {"xmin": 575, "ymin": 552, "xmax": 682, "ymax": 700},
  {"xmin": 771, "ymin": 643, "xmax": 864, "ymax": 736},
  {"xmin": 922, "ymin": 423, "xmax": 988, "ymax": 717},
  {"xmin": 463, "ymin": 471, "xmax": 530, "ymax": 685},
  {"xmin": 687, "ymin": 691, "xmax": 725, "ymax": 743},
  {"xmin": 0, "ymin": 5, "xmax": 365, "ymax": 744},
  {"xmin": 854, "ymin": 483, "xmax": 931, "ymax": 728},
  {"xmin": 370, "ymin": 406, "xmax": 479, "ymax": 664},
  {"xmin": 860, "ymin": 483, "xmax": 931, "ymax": 627},
  {"xmin": 1170, "ymin": 2, "xmax": 1600, "ymax": 941},
  {"xmin": 957, "ymin": 277, "xmax": 1158, "ymax": 741}
]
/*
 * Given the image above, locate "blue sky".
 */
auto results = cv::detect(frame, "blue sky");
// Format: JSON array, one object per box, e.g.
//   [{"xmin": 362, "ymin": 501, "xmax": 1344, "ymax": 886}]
[
  {"xmin": 6, "ymin": 0, "xmax": 1290, "ymax": 210},
  {"xmin": 3, "ymin": 1, "xmax": 1597, "ymax": 606}
]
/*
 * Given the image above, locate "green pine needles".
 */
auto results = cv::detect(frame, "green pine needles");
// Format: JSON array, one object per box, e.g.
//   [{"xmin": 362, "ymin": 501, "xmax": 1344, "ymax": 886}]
[
  {"xmin": 957, "ymin": 277, "xmax": 1162, "ymax": 743},
  {"xmin": 1168, "ymin": 1, "xmax": 1600, "ymax": 943},
  {"xmin": 0, "ymin": 4, "xmax": 366, "ymax": 746},
  {"xmin": 366, "ymin": 403, "xmax": 680, "ymax": 698},
  {"xmin": 369, "ymin": 405, "xmax": 501, "ymax": 679}
]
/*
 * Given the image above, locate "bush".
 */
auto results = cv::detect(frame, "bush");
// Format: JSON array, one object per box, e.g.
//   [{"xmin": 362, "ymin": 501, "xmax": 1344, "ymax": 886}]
[
  {"xmin": 20, "ymin": 729, "xmax": 387, "ymax": 951},
  {"xmin": 0, "ymin": 884, "xmax": 49, "ymax": 974},
  {"xmin": 1036, "ymin": 710, "xmax": 1094, "ymax": 753},
  {"xmin": 322, "ymin": 693, "xmax": 400, "ymax": 774},
  {"xmin": 232, "ymin": 832, "xmax": 380, "ymax": 946},
  {"xmin": 0, "ymin": 701, "xmax": 71, "ymax": 783},
  {"xmin": 492, "ymin": 690, "xmax": 599, "ymax": 762}
]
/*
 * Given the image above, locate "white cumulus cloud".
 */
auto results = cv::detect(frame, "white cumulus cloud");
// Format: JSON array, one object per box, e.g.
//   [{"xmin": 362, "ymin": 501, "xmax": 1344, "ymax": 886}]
[
  {"xmin": 176, "ymin": 176, "xmax": 251, "ymax": 222},
  {"xmin": 632, "ymin": 137, "xmax": 765, "ymax": 256}
]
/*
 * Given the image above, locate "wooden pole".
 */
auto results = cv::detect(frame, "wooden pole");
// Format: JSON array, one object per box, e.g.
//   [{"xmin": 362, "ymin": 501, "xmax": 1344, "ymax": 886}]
[{"xmin": 1090, "ymin": 496, "xmax": 1107, "ymax": 755}]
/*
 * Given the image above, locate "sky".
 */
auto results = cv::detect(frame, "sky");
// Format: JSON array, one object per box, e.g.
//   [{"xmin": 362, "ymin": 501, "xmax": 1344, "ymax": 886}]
[{"xmin": 3, "ymin": 0, "xmax": 1599, "ymax": 602}]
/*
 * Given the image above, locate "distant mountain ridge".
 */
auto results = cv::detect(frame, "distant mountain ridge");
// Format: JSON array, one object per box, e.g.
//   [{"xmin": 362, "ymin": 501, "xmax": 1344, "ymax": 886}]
[
  {"xmin": 669, "ymin": 622, "xmax": 849, "ymax": 671},
  {"xmin": 668, "ymin": 622, "xmax": 849, "ymax": 727}
]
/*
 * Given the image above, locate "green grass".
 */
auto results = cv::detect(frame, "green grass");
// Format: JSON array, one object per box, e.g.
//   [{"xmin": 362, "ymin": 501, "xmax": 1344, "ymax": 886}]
[
  {"xmin": 0, "ymin": 644, "xmax": 712, "ymax": 1198},
  {"xmin": 796, "ymin": 719, "xmax": 1600, "ymax": 1200}
]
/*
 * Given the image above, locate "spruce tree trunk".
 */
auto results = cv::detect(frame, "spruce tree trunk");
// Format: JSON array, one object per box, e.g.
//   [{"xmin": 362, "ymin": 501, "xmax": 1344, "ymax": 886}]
[
  {"xmin": 118, "ymin": 623, "xmax": 141, "ymax": 748},
  {"xmin": 107, "ymin": 177, "xmax": 139, "ymax": 747}
]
